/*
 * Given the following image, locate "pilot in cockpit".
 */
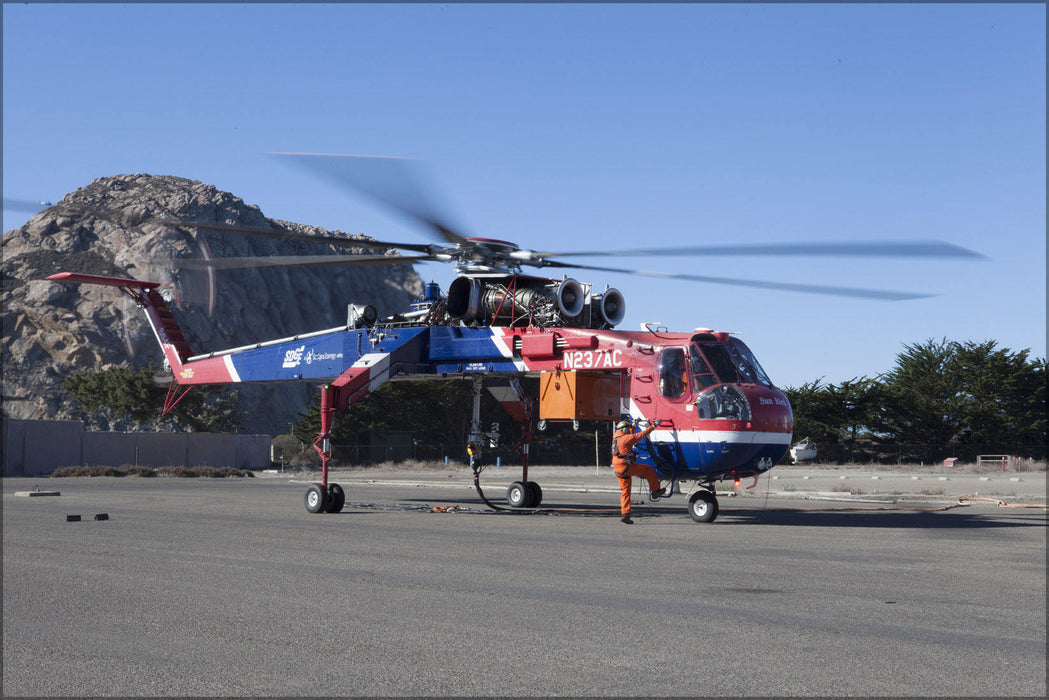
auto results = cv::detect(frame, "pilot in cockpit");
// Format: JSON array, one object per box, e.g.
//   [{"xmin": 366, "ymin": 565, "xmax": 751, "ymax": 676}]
[{"xmin": 659, "ymin": 350, "xmax": 687, "ymax": 398}]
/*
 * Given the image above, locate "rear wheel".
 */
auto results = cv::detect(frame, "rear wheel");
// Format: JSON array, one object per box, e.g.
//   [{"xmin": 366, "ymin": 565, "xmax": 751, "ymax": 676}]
[
  {"xmin": 526, "ymin": 481, "xmax": 543, "ymax": 507},
  {"xmin": 688, "ymin": 490, "xmax": 718, "ymax": 523},
  {"xmin": 328, "ymin": 483, "xmax": 345, "ymax": 513},
  {"xmin": 305, "ymin": 483, "xmax": 329, "ymax": 513}
]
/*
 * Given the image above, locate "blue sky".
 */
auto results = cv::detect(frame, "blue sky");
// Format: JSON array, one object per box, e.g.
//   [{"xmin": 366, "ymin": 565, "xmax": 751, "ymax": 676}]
[{"xmin": 3, "ymin": 3, "xmax": 1045, "ymax": 388}]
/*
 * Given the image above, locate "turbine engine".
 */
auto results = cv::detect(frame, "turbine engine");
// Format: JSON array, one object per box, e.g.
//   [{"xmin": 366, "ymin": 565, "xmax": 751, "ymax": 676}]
[{"xmin": 445, "ymin": 276, "xmax": 625, "ymax": 328}]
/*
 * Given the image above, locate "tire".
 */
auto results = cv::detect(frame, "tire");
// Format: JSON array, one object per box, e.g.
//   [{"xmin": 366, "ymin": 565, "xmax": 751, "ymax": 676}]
[
  {"xmin": 506, "ymin": 481, "xmax": 528, "ymax": 508},
  {"xmin": 688, "ymin": 490, "xmax": 719, "ymax": 523},
  {"xmin": 305, "ymin": 483, "xmax": 329, "ymax": 513},
  {"xmin": 328, "ymin": 483, "xmax": 345, "ymax": 513},
  {"xmin": 525, "ymin": 481, "xmax": 543, "ymax": 508}
]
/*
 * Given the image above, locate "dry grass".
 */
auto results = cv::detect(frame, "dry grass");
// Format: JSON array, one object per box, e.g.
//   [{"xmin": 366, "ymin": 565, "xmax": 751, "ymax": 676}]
[
  {"xmin": 49, "ymin": 465, "xmax": 254, "ymax": 478},
  {"xmin": 334, "ymin": 459, "xmax": 467, "ymax": 473}
]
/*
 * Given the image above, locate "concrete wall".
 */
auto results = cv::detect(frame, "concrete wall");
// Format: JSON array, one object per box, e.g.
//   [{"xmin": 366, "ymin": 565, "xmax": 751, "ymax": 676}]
[
  {"xmin": 2, "ymin": 419, "xmax": 83, "ymax": 476},
  {"xmin": 2, "ymin": 417, "xmax": 271, "ymax": 477},
  {"xmin": 82, "ymin": 431, "xmax": 137, "ymax": 467},
  {"xmin": 135, "ymin": 433, "xmax": 189, "ymax": 469}
]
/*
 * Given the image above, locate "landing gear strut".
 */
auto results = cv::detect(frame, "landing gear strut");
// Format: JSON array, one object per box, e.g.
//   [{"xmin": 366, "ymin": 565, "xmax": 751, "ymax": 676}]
[
  {"xmin": 468, "ymin": 376, "xmax": 541, "ymax": 510},
  {"xmin": 305, "ymin": 383, "xmax": 348, "ymax": 513}
]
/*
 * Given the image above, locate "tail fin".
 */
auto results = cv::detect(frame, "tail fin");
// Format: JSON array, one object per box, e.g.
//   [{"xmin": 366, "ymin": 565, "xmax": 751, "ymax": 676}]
[{"xmin": 46, "ymin": 272, "xmax": 194, "ymax": 371}]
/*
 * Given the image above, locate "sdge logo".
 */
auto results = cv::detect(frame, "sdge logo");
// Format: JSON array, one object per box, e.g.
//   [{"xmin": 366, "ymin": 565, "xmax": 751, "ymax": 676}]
[{"xmin": 282, "ymin": 345, "xmax": 306, "ymax": 369}]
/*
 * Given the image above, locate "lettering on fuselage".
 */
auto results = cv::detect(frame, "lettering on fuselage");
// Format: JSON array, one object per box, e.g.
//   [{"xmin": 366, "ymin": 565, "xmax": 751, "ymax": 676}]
[
  {"xmin": 758, "ymin": 397, "xmax": 789, "ymax": 407},
  {"xmin": 304, "ymin": 349, "xmax": 343, "ymax": 365},
  {"xmin": 282, "ymin": 345, "xmax": 306, "ymax": 368},
  {"xmin": 282, "ymin": 345, "xmax": 344, "ymax": 369},
  {"xmin": 562, "ymin": 347, "xmax": 624, "ymax": 370}
]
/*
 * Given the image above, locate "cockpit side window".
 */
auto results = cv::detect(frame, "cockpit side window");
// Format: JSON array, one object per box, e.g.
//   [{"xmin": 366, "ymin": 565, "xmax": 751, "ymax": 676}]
[
  {"xmin": 658, "ymin": 347, "xmax": 688, "ymax": 399},
  {"xmin": 689, "ymin": 344, "xmax": 718, "ymax": 391}
]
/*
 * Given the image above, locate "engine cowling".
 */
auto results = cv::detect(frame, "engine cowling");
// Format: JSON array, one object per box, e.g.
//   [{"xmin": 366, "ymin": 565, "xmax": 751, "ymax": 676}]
[
  {"xmin": 592, "ymin": 287, "xmax": 626, "ymax": 327},
  {"xmin": 445, "ymin": 276, "xmax": 619, "ymax": 327}
]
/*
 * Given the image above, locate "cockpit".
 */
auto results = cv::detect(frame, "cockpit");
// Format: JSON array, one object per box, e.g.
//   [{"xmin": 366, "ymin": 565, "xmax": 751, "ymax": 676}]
[{"xmin": 657, "ymin": 334, "xmax": 776, "ymax": 420}]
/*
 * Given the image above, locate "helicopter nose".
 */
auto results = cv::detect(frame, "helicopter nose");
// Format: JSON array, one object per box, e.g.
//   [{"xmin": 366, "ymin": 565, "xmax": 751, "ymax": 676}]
[{"xmin": 743, "ymin": 386, "xmax": 793, "ymax": 433}]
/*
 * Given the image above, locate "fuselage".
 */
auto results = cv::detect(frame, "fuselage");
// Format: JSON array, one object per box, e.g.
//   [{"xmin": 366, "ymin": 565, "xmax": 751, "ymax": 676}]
[
  {"xmin": 46, "ymin": 272, "xmax": 793, "ymax": 484},
  {"xmin": 172, "ymin": 323, "xmax": 793, "ymax": 483}
]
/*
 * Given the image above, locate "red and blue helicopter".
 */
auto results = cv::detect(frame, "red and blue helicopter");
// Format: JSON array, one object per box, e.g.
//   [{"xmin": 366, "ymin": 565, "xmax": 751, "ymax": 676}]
[{"xmin": 46, "ymin": 154, "xmax": 983, "ymax": 521}]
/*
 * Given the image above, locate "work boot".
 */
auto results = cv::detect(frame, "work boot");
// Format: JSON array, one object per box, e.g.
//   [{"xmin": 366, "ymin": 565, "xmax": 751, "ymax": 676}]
[
  {"xmin": 621, "ymin": 515, "xmax": 633, "ymax": 524},
  {"xmin": 650, "ymin": 487, "xmax": 666, "ymax": 499}
]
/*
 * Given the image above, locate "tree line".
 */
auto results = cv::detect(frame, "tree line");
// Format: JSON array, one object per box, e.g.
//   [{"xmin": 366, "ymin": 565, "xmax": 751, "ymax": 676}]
[
  {"xmin": 63, "ymin": 364, "xmax": 241, "ymax": 433},
  {"xmin": 783, "ymin": 339, "xmax": 1045, "ymax": 461}
]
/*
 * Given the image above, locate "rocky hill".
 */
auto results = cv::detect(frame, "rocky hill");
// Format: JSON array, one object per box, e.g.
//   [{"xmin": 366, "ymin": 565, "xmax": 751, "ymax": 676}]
[{"xmin": 2, "ymin": 174, "xmax": 423, "ymax": 435}]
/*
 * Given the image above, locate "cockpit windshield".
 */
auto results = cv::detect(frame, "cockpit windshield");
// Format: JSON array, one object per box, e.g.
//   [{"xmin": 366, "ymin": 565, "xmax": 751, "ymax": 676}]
[
  {"xmin": 729, "ymin": 338, "xmax": 773, "ymax": 386},
  {"xmin": 688, "ymin": 345, "xmax": 718, "ymax": 391},
  {"xmin": 693, "ymin": 342, "xmax": 739, "ymax": 384},
  {"xmin": 690, "ymin": 337, "xmax": 774, "ymax": 387}
]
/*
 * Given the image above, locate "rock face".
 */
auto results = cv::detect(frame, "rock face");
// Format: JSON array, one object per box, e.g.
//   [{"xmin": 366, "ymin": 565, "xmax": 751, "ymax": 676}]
[{"xmin": 2, "ymin": 174, "xmax": 423, "ymax": 434}]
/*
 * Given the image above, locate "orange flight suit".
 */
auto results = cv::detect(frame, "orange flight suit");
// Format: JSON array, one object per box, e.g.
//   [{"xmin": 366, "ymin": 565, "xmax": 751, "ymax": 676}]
[{"xmin": 612, "ymin": 424, "xmax": 662, "ymax": 516}]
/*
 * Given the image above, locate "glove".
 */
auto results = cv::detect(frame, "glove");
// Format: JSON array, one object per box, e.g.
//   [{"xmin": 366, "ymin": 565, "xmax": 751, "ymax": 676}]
[{"xmin": 653, "ymin": 419, "xmax": 662, "ymax": 428}]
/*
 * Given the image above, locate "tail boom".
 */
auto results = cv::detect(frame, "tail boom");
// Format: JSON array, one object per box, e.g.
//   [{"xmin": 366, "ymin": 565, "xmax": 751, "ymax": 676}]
[{"xmin": 47, "ymin": 272, "xmax": 196, "ymax": 378}]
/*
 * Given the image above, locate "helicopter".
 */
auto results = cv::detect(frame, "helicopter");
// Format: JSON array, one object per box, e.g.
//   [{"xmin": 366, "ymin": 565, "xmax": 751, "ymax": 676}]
[{"xmin": 46, "ymin": 154, "xmax": 984, "ymax": 521}]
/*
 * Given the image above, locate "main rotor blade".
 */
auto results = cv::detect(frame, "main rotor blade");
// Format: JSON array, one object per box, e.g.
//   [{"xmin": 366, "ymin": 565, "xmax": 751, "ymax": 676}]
[
  {"xmin": 153, "ymin": 219, "xmax": 437, "ymax": 254},
  {"xmin": 269, "ymin": 152, "xmax": 469, "ymax": 246},
  {"xmin": 539, "ymin": 240, "xmax": 986, "ymax": 260},
  {"xmin": 179, "ymin": 253, "xmax": 436, "ymax": 271},
  {"xmin": 3, "ymin": 198, "xmax": 53, "ymax": 213},
  {"xmin": 543, "ymin": 260, "xmax": 931, "ymax": 300}
]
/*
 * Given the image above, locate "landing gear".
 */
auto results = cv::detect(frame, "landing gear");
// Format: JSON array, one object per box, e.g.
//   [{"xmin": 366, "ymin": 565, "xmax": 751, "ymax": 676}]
[
  {"xmin": 305, "ymin": 482, "xmax": 346, "ymax": 513},
  {"xmin": 305, "ymin": 483, "xmax": 329, "ymax": 513},
  {"xmin": 507, "ymin": 481, "xmax": 528, "ymax": 508},
  {"xmin": 526, "ymin": 481, "xmax": 543, "ymax": 507},
  {"xmin": 328, "ymin": 483, "xmax": 346, "ymax": 513},
  {"xmin": 688, "ymin": 489, "xmax": 719, "ymax": 523},
  {"xmin": 506, "ymin": 480, "xmax": 543, "ymax": 508}
]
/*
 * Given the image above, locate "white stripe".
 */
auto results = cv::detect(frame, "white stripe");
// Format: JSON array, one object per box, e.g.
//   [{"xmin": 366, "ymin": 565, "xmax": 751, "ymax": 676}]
[
  {"xmin": 223, "ymin": 354, "xmax": 241, "ymax": 383},
  {"xmin": 355, "ymin": 352, "xmax": 391, "ymax": 392},
  {"xmin": 651, "ymin": 428, "xmax": 792, "ymax": 445},
  {"xmin": 490, "ymin": 330, "xmax": 528, "ymax": 371}
]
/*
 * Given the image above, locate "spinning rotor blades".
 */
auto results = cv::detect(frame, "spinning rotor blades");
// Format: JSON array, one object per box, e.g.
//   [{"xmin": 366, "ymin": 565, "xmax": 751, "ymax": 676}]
[
  {"xmin": 179, "ymin": 253, "xmax": 435, "ymax": 270},
  {"xmin": 270, "ymin": 152, "xmax": 469, "ymax": 246},
  {"xmin": 152, "ymin": 219, "xmax": 437, "ymax": 255},
  {"xmin": 532, "ymin": 239, "xmax": 986, "ymax": 261},
  {"xmin": 3, "ymin": 198, "xmax": 53, "ymax": 213},
  {"xmin": 161, "ymin": 152, "xmax": 986, "ymax": 301},
  {"xmin": 540, "ymin": 260, "xmax": 928, "ymax": 301}
]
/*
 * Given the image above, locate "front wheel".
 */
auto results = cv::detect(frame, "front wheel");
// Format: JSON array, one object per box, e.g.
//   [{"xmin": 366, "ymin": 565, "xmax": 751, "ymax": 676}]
[
  {"xmin": 688, "ymin": 490, "xmax": 718, "ymax": 523},
  {"xmin": 305, "ymin": 483, "xmax": 329, "ymax": 513}
]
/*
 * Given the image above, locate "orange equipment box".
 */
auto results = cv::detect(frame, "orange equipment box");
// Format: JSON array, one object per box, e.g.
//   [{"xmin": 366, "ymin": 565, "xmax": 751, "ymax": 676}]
[{"xmin": 539, "ymin": 370, "xmax": 625, "ymax": 422}]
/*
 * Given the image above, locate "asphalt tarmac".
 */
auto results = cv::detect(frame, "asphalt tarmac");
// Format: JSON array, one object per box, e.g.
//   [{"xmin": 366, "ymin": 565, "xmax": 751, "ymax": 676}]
[{"xmin": 3, "ymin": 470, "xmax": 1046, "ymax": 697}]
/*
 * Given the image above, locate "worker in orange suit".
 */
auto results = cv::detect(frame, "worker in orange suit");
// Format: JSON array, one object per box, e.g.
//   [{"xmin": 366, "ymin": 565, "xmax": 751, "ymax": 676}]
[{"xmin": 612, "ymin": 418, "xmax": 665, "ymax": 524}]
